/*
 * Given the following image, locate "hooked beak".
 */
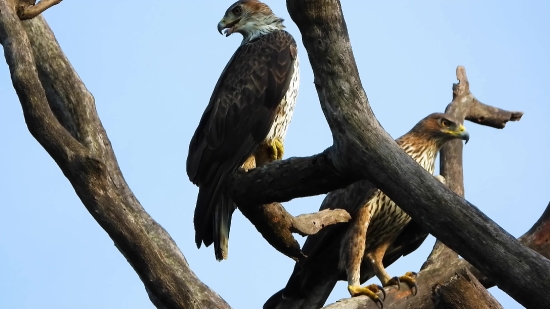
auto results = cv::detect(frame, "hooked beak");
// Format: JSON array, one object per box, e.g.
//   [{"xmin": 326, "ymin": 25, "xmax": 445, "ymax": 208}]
[
  {"xmin": 217, "ymin": 19, "xmax": 240, "ymax": 37},
  {"xmin": 457, "ymin": 124, "xmax": 470, "ymax": 144},
  {"xmin": 217, "ymin": 21, "xmax": 225, "ymax": 35}
]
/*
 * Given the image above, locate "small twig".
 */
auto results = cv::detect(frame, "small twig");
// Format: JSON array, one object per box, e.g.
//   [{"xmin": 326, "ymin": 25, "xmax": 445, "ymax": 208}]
[
  {"xmin": 292, "ymin": 208, "xmax": 351, "ymax": 236},
  {"xmin": 19, "ymin": 0, "xmax": 62, "ymax": 20},
  {"xmin": 466, "ymin": 101, "xmax": 523, "ymax": 129},
  {"xmin": 240, "ymin": 202, "xmax": 351, "ymax": 261},
  {"xmin": 452, "ymin": 66, "xmax": 470, "ymax": 99}
]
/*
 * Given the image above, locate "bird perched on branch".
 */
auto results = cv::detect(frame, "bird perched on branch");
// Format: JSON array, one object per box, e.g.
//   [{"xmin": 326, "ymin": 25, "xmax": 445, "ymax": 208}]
[
  {"xmin": 265, "ymin": 113, "xmax": 469, "ymax": 309},
  {"xmin": 187, "ymin": 0, "xmax": 299, "ymax": 261}
]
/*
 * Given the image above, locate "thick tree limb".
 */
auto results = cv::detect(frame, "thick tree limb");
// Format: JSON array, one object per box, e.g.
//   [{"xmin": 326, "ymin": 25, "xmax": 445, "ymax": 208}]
[
  {"xmin": 285, "ymin": 1, "xmax": 547, "ymax": 309},
  {"xmin": 236, "ymin": 150, "xmax": 352, "ymax": 261},
  {"xmin": 319, "ymin": 66, "xmax": 523, "ymax": 309},
  {"xmin": 519, "ymin": 201, "xmax": 550, "ymax": 257},
  {"xmin": 0, "ymin": 2, "xmax": 229, "ymax": 308},
  {"xmin": 228, "ymin": 149, "xmax": 359, "ymax": 206},
  {"xmin": 322, "ymin": 269, "xmax": 505, "ymax": 309},
  {"xmin": 2, "ymin": 0, "xmax": 546, "ymax": 308},
  {"xmin": 331, "ymin": 201, "xmax": 550, "ymax": 309},
  {"xmin": 432, "ymin": 268, "xmax": 504, "ymax": 309}
]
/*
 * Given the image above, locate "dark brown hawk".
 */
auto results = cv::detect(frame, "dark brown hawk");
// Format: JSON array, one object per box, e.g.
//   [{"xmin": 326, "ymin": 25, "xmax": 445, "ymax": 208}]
[
  {"xmin": 264, "ymin": 113, "xmax": 469, "ymax": 309},
  {"xmin": 187, "ymin": 0, "xmax": 299, "ymax": 261}
]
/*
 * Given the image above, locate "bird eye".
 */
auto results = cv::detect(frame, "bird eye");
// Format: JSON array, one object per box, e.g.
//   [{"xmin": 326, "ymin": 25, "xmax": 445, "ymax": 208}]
[
  {"xmin": 441, "ymin": 119, "xmax": 450, "ymax": 127},
  {"xmin": 232, "ymin": 6, "xmax": 242, "ymax": 16}
]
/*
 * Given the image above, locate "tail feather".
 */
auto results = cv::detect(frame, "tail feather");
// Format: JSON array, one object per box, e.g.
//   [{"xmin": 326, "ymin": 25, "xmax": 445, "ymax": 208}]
[
  {"xmin": 214, "ymin": 193, "xmax": 236, "ymax": 260},
  {"xmin": 263, "ymin": 274, "xmax": 339, "ymax": 309},
  {"xmin": 193, "ymin": 172, "xmax": 237, "ymax": 260}
]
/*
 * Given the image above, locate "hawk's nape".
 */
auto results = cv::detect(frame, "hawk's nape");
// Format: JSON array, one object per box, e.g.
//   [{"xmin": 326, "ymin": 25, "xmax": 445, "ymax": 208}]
[
  {"xmin": 265, "ymin": 113, "xmax": 469, "ymax": 309},
  {"xmin": 187, "ymin": 0, "xmax": 299, "ymax": 261}
]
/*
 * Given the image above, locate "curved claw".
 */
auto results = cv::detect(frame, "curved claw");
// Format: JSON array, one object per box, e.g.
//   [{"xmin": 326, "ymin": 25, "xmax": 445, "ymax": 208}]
[
  {"xmin": 405, "ymin": 271, "xmax": 418, "ymax": 295},
  {"xmin": 348, "ymin": 284, "xmax": 385, "ymax": 307},
  {"xmin": 411, "ymin": 282, "xmax": 418, "ymax": 296},
  {"xmin": 374, "ymin": 297, "xmax": 384, "ymax": 309},
  {"xmin": 396, "ymin": 271, "xmax": 418, "ymax": 295},
  {"xmin": 410, "ymin": 281, "xmax": 418, "ymax": 296},
  {"xmin": 389, "ymin": 276, "xmax": 401, "ymax": 290},
  {"xmin": 377, "ymin": 285, "xmax": 386, "ymax": 301}
]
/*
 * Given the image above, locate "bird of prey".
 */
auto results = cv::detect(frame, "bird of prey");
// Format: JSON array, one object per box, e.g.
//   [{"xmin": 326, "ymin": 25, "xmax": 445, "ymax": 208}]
[
  {"xmin": 265, "ymin": 113, "xmax": 469, "ymax": 309},
  {"xmin": 187, "ymin": 0, "xmax": 300, "ymax": 261}
]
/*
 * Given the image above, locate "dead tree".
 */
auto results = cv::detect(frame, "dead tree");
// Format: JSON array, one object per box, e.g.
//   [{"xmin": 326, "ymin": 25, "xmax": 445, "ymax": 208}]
[
  {"xmin": 318, "ymin": 67, "xmax": 531, "ymax": 309},
  {"xmin": 0, "ymin": 1, "xmax": 548, "ymax": 309}
]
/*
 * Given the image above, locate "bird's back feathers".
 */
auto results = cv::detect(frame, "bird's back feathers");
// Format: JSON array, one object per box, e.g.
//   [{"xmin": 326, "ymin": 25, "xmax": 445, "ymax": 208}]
[{"xmin": 187, "ymin": 30, "xmax": 297, "ymax": 260}]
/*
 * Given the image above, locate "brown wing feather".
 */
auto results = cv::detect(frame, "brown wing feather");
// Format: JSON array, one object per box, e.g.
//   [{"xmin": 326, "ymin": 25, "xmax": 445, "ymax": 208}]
[{"xmin": 187, "ymin": 30, "xmax": 297, "ymax": 260}]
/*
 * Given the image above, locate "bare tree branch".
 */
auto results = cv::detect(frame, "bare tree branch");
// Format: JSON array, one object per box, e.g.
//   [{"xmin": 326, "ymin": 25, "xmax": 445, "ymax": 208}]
[
  {"xmin": 2, "ymin": 1, "xmax": 545, "ymax": 309},
  {"xmin": 519, "ymin": 201, "xmax": 550, "ymax": 257},
  {"xmin": 227, "ymin": 149, "xmax": 358, "ymax": 206},
  {"xmin": 293, "ymin": 209, "xmax": 351, "ymax": 236},
  {"xmin": 241, "ymin": 201, "xmax": 351, "ymax": 261},
  {"xmin": 284, "ymin": 1, "xmax": 547, "ymax": 308},
  {"xmin": 325, "ymin": 65, "xmax": 525, "ymax": 309},
  {"xmin": 0, "ymin": 1, "xmax": 229, "ymax": 308},
  {"xmin": 0, "ymin": 0, "xmax": 86, "ymax": 165},
  {"xmin": 18, "ymin": 0, "xmax": 62, "ymax": 20},
  {"xmin": 431, "ymin": 268, "xmax": 504, "ymax": 309}
]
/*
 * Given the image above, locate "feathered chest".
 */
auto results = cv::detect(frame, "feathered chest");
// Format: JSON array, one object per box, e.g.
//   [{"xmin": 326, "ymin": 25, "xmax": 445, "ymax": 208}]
[
  {"xmin": 365, "ymin": 143, "xmax": 438, "ymax": 249},
  {"xmin": 264, "ymin": 55, "xmax": 300, "ymax": 143}
]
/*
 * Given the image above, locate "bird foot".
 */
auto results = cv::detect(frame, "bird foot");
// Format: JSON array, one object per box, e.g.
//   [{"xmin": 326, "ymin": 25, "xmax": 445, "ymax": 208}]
[
  {"xmin": 268, "ymin": 138, "xmax": 285, "ymax": 161},
  {"xmin": 348, "ymin": 284, "xmax": 386, "ymax": 309},
  {"xmin": 386, "ymin": 271, "xmax": 418, "ymax": 295}
]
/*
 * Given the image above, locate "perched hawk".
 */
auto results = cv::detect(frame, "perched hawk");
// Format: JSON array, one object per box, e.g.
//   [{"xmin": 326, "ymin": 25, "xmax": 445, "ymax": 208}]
[
  {"xmin": 265, "ymin": 113, "xmax": 469, "ymax": 309},
  {"xmin": 187, "ymin": 0, "xmax": 299, "ymax": 261}
]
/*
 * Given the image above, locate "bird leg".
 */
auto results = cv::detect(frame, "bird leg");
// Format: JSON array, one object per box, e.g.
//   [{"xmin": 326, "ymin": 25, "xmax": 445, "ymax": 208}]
[
  {"xmin": 367, "ymin": 243, "xmax": 418, "ymax": 296},
  {"xmin": 241, "ymin": 155, "xmax": 256, "ymax": 171},
  {"xmin": 255, "ymin": 138, "xmax": 285, "ymax": 166},
  {"xmin": 340, "ymin": 205, "xmax": 385, "ymax": 308}
]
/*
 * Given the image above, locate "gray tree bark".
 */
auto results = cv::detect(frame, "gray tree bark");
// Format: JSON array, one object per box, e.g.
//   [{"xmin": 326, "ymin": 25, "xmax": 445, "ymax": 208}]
[{"xmin": 0, "ymin": 1, "xmax": 548, "ymax": 309}]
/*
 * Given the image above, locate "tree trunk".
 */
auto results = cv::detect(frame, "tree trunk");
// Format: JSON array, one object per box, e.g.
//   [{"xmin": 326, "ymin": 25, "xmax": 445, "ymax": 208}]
[{"xmin": 1, "ymin": 1, "xmax": 548, "ymax": 309}]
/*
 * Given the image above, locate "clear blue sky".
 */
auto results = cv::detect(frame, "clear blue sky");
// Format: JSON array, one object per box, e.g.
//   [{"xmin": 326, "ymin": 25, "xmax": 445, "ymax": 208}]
[{"xmin": 1, "ymin": 1, "xmax": 548, "ymax": 308}]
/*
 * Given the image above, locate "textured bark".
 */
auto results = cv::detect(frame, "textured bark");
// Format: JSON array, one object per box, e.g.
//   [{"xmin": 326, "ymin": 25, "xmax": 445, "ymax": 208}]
[
  {"xmin": 227, "ymin": 150, "xmax": 359, "ymax": 206},
  {"xmin": 238, "ymin": 151, "xmax": 352, "ymax": 261},
  {"xmin": 432, "ymin": 269, "xmax": 504, "ymax": 309},
  {"xmin": 240, "ymin": 202, "xmax": 351, "ymax": 261},
  {"xmin": 2, "ymin": 1, "xmax": 548, "ymax": 309},
  {"xmin": 0, "ymin": 2, "xmax": 229, "ymax": 309},
  {"xmin": 322, "ymin": 268, "xmax": 505, "ymax": 309},
  {"xmin": 284, "ymin": 1, "xmax": 547, "ymax": 308},
  {"xmin": 314, "ymin": 67, "xmax": 527, "ymax": 309},
  {"xmin": 17, "ymin": 0, "xmax": 61, "ymax": 20},
  {"xmin": 518, "ymin": 201, "xmax": 550, "ymax": 258}
]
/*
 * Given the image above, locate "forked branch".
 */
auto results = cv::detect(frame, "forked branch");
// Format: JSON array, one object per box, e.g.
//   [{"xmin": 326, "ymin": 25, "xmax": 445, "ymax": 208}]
[
  {"xmin": 0, "ymin": 2, "xmax": 229, "ymax": 308},
  {"xmin": 285, "ymin": 1, "xmax": 547, "ymax": 308},
  {"xmin": 17, "ymin": 0, "xmax": 62, "ymax": 20}
]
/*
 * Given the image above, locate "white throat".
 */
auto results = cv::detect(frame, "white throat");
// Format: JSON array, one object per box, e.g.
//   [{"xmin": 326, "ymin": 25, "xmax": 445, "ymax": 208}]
[{"xmin": 240, "ymin": 16, "xmax": 284, "ymax": 44}]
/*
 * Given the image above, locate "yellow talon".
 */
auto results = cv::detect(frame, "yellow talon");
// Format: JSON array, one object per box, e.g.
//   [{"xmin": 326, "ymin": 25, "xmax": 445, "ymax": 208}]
[
  {"xmin": 386, "ymin": 271, "xmax": 418, "ymax": 295},
  {"xmin": 270, "ymin": 138, "xmax": 285, "ymax": 161},
  {"xmin": 348, "ymin": 284, "xmax": 385, "ymax": 308}
]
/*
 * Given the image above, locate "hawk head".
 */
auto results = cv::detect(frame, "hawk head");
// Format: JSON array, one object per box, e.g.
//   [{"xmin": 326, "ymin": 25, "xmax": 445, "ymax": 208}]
[
  {"xmin": 217, "ymin": 0, "xmax": 285, "ymax": 43},
  {"xmin": 412, "ymin": 113, "xmax": 470, "ymax": 145}
]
